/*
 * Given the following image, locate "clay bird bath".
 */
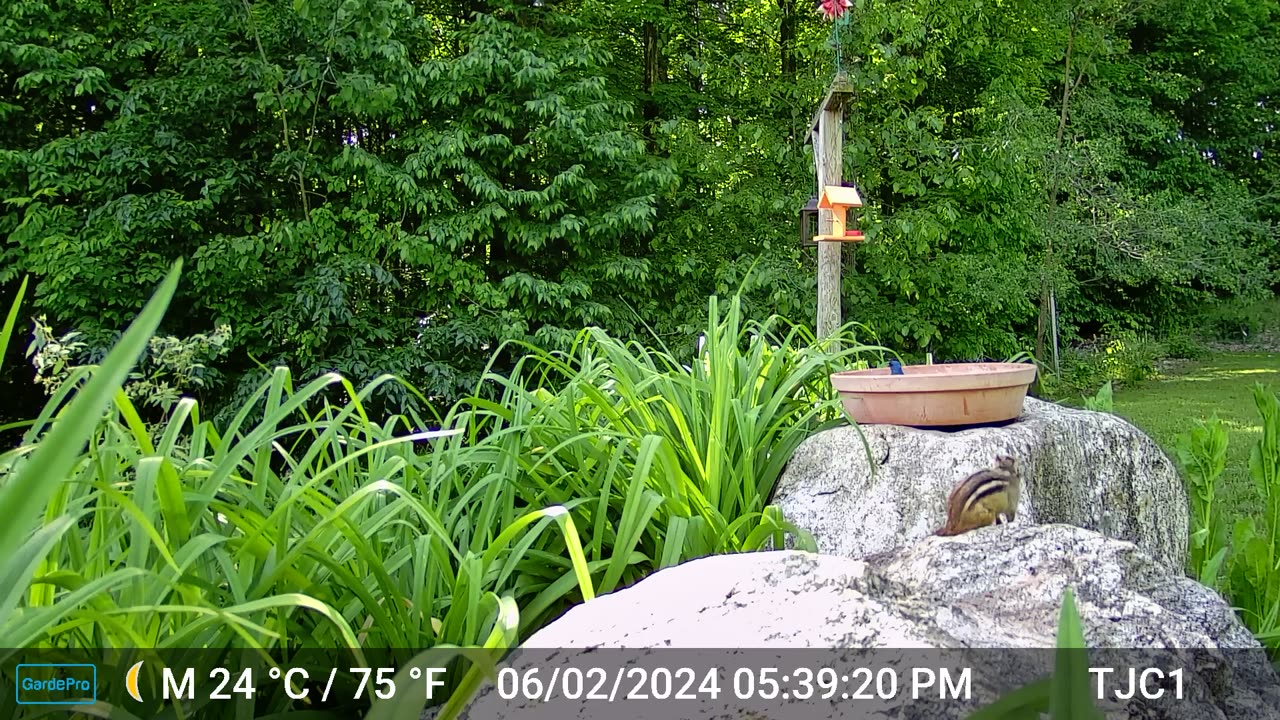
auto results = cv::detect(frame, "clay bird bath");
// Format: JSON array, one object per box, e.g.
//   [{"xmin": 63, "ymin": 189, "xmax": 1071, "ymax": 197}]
[{"xmin": 830, "ymin": 362, "xmax": 1037, "ymax": 427}]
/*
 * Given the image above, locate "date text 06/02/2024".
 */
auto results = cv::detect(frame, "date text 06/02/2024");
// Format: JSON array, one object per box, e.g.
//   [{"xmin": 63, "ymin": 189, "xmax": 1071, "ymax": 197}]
[{"xmin": 495, "ymin": 666, "xmax": 972, "ymax": 703}]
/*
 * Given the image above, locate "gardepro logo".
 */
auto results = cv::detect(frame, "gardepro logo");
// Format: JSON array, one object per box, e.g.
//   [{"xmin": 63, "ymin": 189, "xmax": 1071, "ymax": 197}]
[{"xmin": 15, "ymin": 664, "xmax": 98, "ymax": 705}]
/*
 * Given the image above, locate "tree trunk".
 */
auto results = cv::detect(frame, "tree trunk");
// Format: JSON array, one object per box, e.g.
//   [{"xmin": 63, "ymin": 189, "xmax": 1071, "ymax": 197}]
[
  {"xmin": 778, "ymin": 0, "xmax": 796, "ymax": 79},
  {"xmin": 1037, "ymin": 14, "xmax": 1078, "ymax": 368},
  {"xmin": 641, "ymin": 1, "xmax": 669, "ymax": 145}
]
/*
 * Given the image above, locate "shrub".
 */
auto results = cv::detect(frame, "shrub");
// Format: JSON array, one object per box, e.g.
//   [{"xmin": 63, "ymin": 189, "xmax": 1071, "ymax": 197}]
[
  {"xmin": 1047, "ymin": 348, "xmax": 1110, "ymax": 399},
  {"xmin": 1099, "ymin": 333, "xmax": 1163, "ymax": 385},
  {"xmin": 27, "ymin": 316, "xmax": 233, "ymax": 412},
  {"xmin": 1047, "ymin": 332, "xmax": 1164, "ymax": 400},
  {"xmin": 1198, "ymin": 298, "xmax": 1277, "ymax": 343},
  {"xmin": 1163, "ymin": 331, "xmax": 1209, "ymax": 360}
]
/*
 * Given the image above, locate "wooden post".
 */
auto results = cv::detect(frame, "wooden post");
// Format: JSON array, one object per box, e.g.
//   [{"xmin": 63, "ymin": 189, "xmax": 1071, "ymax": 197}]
[{"xmin": 811, "ymin": 74, "xmax": 854, "ymax": 350}]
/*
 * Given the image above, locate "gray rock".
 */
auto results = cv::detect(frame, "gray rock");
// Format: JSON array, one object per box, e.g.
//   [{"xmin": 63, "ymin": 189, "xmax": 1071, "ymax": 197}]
[
  {"xmin": 772, "ymin": 397, "xmax": 1188, "ymax": 572},
  {"xmin": 444, "ymin": 526, "xmax": 1278, "ymax": 720}
]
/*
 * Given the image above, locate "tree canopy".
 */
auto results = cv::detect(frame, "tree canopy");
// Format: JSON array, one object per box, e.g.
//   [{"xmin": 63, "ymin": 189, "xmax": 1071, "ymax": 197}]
[{"xmin": 2, "ymin": 0, "xmax": 1276, "ymax": 418}]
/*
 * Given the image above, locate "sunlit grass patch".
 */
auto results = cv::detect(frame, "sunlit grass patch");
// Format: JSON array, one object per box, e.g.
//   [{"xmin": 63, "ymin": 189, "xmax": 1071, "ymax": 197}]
[{"xmin": 1114, "ymin": 352, "xmax": 1280, "ymax": 525}]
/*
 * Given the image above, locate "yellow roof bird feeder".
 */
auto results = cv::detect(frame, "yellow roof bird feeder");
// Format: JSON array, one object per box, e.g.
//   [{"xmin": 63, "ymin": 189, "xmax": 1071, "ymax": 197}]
[{"xmin": 813, "ymin": 184, "xmax": 864, "ymax": 243}]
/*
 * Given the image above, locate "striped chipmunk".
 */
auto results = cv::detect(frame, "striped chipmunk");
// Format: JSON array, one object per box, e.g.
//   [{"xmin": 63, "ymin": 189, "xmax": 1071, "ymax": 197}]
[{"xmin": 934, "ymin": 455, "xmax": 1021, "ymax": 536}]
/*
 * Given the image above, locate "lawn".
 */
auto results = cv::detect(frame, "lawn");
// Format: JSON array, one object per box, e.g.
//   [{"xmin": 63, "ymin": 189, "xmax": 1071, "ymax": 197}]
[{"xmin": 1113, "ymin": 351, "xmax": 1280, "ymax": 523}]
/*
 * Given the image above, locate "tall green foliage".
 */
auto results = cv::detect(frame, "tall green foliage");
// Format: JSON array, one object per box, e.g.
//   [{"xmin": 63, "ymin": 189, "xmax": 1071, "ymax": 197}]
[
  {"xmin": 2, "ymin": 266, "xmax": 879, "ymax": 714},
  {"xmin": 1175, "ymin": 386, "xmax": 1280, "ymax": 650},
  {"xmin": 1175, "ymin": 416, "xmax": 1231, "ymax": 586},
  {"xmin": 1235, "ymin": 385, "xmax": 1280, "ymax": 642}
]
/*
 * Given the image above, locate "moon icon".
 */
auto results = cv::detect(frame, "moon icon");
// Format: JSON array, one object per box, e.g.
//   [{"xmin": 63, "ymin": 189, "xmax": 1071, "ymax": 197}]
[{"xmin": 125, "ymin": 661, "xmax": 145, "ymax": 702}]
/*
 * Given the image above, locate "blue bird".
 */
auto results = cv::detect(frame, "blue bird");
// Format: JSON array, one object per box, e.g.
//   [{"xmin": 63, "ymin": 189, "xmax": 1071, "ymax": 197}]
[{"xmin": 888, "ymin": 359, "xmax": 904, "ymax": 375}]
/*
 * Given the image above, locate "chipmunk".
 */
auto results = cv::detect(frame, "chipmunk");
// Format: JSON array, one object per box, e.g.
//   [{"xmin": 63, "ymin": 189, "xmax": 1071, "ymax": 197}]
[{"xmin": 934, "ymin": 455, "xmax": 1021, "ymax": 537}]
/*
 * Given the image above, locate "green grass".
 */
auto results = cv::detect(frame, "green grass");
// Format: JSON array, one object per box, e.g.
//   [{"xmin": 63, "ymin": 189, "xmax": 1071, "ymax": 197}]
[{"xmin": 1112, "ymin": 351, "xmax": 1280, "ymax": 524}]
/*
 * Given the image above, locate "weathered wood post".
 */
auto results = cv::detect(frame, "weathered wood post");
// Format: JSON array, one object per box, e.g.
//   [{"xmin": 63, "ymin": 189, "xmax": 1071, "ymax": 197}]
[{"xmin": 810, "ymin": 73, "xmax": 854, "ymax": 350}]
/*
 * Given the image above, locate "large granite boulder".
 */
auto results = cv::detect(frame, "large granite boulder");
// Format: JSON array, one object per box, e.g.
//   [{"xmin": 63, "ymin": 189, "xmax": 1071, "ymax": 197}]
[
  {"xmin": 772, "ymin": 397, "xmax": 1188, "ymax": 571},
  {"xmin": 450, "ymin": 526, "xmax": 1278, "ymax": 720}
]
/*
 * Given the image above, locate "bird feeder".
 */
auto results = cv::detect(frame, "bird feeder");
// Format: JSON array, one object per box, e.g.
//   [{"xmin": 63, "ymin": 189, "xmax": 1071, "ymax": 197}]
[
  {"xmin": 812, "ymin": 184, "xmax": 864, "ymax": 243},
  {"xmin": 799, "ymin": 195, "xmax": 820, "ymax": 247}
]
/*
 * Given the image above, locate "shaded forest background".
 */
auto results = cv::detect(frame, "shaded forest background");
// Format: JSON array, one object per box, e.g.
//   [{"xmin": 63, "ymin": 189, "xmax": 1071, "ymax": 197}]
[{"xmin": 1, "ymin": 0, "xmax": 1277, "ymax": 421}]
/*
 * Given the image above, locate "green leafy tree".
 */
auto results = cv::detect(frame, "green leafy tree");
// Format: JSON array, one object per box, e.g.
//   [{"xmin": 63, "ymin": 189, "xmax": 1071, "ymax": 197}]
[
  {"xmin": 2, "ymin": 0, "xmax": 675, "ymax": 417},
  {"xmin": 1, "ymin": 0, "xmax": 1276, "ymax": 418}
]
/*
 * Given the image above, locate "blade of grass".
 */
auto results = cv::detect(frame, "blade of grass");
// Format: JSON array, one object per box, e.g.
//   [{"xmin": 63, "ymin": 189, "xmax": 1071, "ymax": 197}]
[
  {"xmin": 1049, "ymin": 587, "xmax": 1102, "ymax": 720},
  {"xmin": 0, "ymin": 275, "xmax": 29, "ymax": 375},
  {"xmin": 963, "ymin": 677, "xmax": 1052, "ymax": 720}
]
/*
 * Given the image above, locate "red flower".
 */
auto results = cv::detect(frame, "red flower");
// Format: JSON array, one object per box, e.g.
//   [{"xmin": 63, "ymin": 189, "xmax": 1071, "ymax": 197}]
[{"xmin": 816, "ymin": 0, "xmax": 853, "ymax": 21}]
